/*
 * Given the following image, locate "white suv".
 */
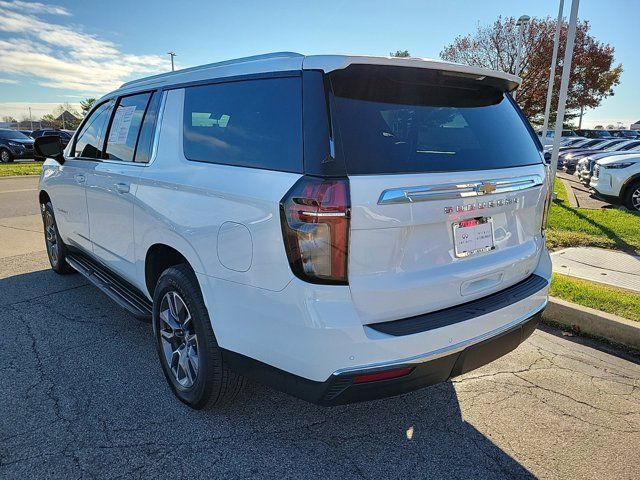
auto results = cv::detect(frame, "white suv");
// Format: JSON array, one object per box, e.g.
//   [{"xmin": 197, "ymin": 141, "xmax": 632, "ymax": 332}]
[
  {"xmin": 590, "ymin": 153, "xmax": 640, "ymax": 211},
  {"xmin": 36, "ymin": 53, "xmax": 551, "ymax": 408}
]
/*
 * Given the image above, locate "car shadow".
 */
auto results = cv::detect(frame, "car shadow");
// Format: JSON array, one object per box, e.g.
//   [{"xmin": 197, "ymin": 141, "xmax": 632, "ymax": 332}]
[
  {"xmin": 555, "ymin": 200, "xmax": 639, "ymax": 253},
  {"xmin": 1, "ymin": 268, "xmax": 535, "ymax": 479}
]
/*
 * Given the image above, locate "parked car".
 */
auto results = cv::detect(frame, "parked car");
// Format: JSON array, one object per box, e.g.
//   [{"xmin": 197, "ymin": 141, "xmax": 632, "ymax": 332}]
[
  {"xmin": 19, "ymin": 130, "xmax": 32, "ymax": 136},
  {"xmin": 536, "ymin": 128, "xmax": 580, "ymax": 146},
  {"xmin": 30, "ymin": 129, "xmax": 72, "ymax": 148},
  {"xmin": 575, "ymin": 129, "xmax": 613, "ymax": 139},
  {"xmin": 0, "ymin": 128, "xmax": 35, "ymax": 162},
  {"xmin": 36, "ymin": 53, "xmax": 551, "ymax": 408},
  {"xmin": 590, "ymin": 153, "xmax": 640, "ymax": 211},
  {"xmin": 577, "ymin": 140, "xmax": 640, "ymax": 185},
  {"xmin": 561, "ymin": 139, "xmax": 632, "ymax": 173},
  {"xmin": 608, "ymin": 129, "xmax": 639, "ymax": 139}
]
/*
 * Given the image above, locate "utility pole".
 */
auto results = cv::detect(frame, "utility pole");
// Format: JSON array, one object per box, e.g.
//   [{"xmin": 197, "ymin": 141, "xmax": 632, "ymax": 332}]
[
  {"xmin": 578, "ymin": 105, "xmax": 584, "ymax": 129},
  {"xmin": 541, "ymin": 0, "xmax": 564, "ymax": 141},
  {"xmin": 28, "ymin": 106, "xmax": 33, "ymax": 131},
  {"xmin": 513, "ymin": 14, "xmax": 531, "ymax": 100},
  {"xmin": 167, "ymin": 51, "xmax": 177, "ymax": 72},
  {"xmin": 549, "ymin": 0, "xmax": 580, "ymax": 187}
]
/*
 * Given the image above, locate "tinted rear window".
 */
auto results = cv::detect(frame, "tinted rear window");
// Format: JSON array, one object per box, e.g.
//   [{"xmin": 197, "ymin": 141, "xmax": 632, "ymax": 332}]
[
  {"xmin": 328, "ymin": 66, "xmax": 541, "ymax": 174},
  {"xmin": 183, "ymin": 76, "xmax": 302, "ymax": 172}
]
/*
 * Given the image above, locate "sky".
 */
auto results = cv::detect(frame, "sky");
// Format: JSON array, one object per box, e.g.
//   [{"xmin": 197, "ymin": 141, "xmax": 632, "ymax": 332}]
[{"xmin": 0, "ymin": 0, "xmax": 637, "ymax": 128}]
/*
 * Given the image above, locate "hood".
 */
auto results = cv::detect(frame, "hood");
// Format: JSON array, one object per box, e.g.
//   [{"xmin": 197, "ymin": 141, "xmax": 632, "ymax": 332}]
[
  {"xmin": 596, "ymin": 152, "xmax": 640, "ymax": 165},
  {"xmin": 6, "ymin": 137, "xmax": 34, "ymax": 145}
]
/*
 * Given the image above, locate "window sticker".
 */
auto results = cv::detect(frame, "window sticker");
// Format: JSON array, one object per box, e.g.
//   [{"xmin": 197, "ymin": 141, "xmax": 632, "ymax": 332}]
[{"xmin": 109, "ymin": 105, "xmax": 136, "ymax": 144}]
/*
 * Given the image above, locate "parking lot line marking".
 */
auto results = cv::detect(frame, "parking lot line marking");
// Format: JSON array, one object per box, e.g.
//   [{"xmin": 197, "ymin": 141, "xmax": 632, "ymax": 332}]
[{"xmin": 0, "ymin": 188, "xmax": 37, "ymax": 194}]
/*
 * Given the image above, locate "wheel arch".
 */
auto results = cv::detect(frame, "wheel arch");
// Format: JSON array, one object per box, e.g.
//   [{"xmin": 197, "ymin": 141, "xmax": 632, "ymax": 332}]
[
  {"xmin": 39, "ymin": 190, "xmax": 51, "ymax": 207},
  {"xmin": 621, "ymin": 173, "xmax": 640, "ymax": 196},
  {"xmin": 144, "ymin": 243, "xmax": 197, "ymax": 298}
]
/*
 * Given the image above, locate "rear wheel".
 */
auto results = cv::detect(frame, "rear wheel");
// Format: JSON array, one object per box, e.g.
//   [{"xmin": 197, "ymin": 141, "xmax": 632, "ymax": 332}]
[
  {"xmin": 623, "ymin": 179, "xmax": 640, "ymax": 212},
  {"xmin": 0, "ymin": 148, "xmax": 13, "ymax": 163},
  {"xmin": 153, "ymin": 264, "xmax": 244, "ymax": 408},
  {"xmin": 42, "ymin": 202, "xmax": 74, "ymax": 274}
]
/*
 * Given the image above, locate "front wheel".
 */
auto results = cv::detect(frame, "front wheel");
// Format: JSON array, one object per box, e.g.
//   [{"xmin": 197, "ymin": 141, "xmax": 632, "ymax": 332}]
[
  {"xmin": 623, "ymin": 180, "xmax": 640, "ymax": 212},
  {"xmin": 153, "ymin": 264, "xmax": 244, "ymax": 409},
  {"xmin": 0, "ymin": 148, "xmax": 13, "ymax": 163}
]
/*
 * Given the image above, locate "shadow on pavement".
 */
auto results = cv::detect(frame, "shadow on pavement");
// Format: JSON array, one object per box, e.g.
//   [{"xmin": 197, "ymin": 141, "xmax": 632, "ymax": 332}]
[{"xmin": 0, "ymin": 268, "xmax": 534, "ymax": 479}]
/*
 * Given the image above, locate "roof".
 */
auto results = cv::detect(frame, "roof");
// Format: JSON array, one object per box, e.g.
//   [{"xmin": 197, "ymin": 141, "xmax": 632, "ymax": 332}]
[{"xmin": 110, "ymin": 52, "xmax": 521, "ymax": 99}]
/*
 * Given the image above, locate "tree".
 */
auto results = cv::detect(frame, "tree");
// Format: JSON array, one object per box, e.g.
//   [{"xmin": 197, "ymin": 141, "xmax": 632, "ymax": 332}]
[
  {"xmin": 1, "ymin": 116, "xmax": 17, "ymax": 123},
  {"xmin": 80, "ymin": 98, "xmax": 96, "ymax": 116},
  {"xmin": 594, "ymin": 124, "xmax": 604, "ymax": 129},
  {"xmin": 390, "ymin": 50, "xmax": 410, "ymax": 57},
  {"xmin": 440, "ymin": 16, "xmax": 622, "ymax": 127}
]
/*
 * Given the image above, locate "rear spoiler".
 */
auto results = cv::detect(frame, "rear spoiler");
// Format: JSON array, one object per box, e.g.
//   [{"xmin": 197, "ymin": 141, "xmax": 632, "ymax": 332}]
[{"xmin": 302, "ymin": 55, "xmax": 521, "ymax": 92}]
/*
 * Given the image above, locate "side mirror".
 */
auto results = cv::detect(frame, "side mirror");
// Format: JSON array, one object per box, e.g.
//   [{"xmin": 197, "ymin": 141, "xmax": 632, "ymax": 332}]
[
  {"xmin": 543, "ymin": 151, "xmax": 552, "ymax": 163},
  {"xmin": 34, "ymin": 136, "xmax": 64, "ymax": 163}
]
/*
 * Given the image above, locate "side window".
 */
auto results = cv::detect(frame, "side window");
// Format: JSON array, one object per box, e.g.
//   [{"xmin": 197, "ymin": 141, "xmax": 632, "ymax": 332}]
[
  {"xmin": 182, "ymin": 76, "xmax": 302, "ymax": 172},
  {"xmin": 133, "ymin": 92, "xmax": 160, "ymax": 163},
  {"xmin": 73, "ymin": 102, "xmax": 113, "ymax": 159},
  {"xmin": 104, "ymin": 92, "xmax": 152, "ymax": 162}
]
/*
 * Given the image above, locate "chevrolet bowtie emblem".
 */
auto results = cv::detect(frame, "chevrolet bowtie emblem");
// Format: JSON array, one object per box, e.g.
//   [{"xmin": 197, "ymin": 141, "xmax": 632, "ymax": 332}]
[{"xmin": 477, "ymin": 183, "xmax": 497, "ymax": 194}]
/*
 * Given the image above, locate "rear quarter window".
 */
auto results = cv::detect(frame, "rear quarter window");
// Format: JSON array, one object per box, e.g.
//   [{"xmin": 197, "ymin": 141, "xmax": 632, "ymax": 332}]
[{"xmin": 182, "ymin": 76, "xmax": 302, "ymax": 173}]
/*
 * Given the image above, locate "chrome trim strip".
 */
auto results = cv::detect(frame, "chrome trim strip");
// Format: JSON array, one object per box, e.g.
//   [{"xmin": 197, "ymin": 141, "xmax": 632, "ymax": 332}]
[
  {"xmin": 331, "ymin": 300, "xmax": 547, "ymax": 376},
  {"xmin": 377, "ymin": 174, "xmax": 544, "ymax": 205}
]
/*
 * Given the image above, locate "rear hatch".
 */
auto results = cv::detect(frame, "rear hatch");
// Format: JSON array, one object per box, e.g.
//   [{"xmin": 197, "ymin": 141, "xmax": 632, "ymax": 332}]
[{"xmin": 326, "ymin": 65, "xmax": 548, "ymax": 324}]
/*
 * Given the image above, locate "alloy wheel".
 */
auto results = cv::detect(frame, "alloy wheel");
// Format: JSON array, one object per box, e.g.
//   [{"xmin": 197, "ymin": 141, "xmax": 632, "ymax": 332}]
[
  {"xmin": 44, "ymin": 211, "xmax": 59, "ymax": 266},
  {"xmin": 632, "ymin": 186, "xmax": 640, "ymax": 211},
  {"xmin": 0, "ymin": 150, "xmax": 9, "ymax": 163},
  {"xmin": 159, "ymin": 291, "xmax": 199, "ymax": 388}
]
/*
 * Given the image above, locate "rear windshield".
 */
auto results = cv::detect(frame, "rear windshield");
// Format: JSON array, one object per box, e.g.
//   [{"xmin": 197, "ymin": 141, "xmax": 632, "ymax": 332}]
[{"xmin": 328, "ymin": 65, "xmax": 541, "ymax": 174}]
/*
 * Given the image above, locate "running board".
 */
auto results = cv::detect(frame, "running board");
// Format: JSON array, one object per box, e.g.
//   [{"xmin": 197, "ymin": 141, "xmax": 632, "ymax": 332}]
[{"xmin": 66, "ymin": 254, "xmax": 152, "ymax": 321}]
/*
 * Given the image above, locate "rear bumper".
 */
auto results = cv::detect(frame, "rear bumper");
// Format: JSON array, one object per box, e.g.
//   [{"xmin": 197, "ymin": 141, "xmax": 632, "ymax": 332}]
[
  {"xmin": 200, "ymin": 248, "xmax": 551, "ymax": 383},
  {"xmin": 223, "ymin": 311, "xmax": 542, "ymax": 406}
]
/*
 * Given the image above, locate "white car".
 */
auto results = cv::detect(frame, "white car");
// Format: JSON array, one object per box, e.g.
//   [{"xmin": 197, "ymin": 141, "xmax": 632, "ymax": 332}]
[
  {"xmin": 537, "ymin": 129, "xmax": 581, "ymax": 146},
  {"xmin": 35, "ymin": 52, "xmax": 551, "ymax": 408},
  {"xmin": 590, "ymin": 153, "xmax": 640, "ymax": 211}
]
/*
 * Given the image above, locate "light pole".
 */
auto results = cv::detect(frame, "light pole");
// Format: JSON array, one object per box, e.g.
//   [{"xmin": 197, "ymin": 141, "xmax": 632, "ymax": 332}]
[
  {"xmin": 549, "ymin": 0, "xmax": 580, "ymax": 187},
  {"xmin": 513, "ymin": 14, "xmax": 531, "ymax": 100},
  {"xmin": 541, "ymin": 0, "xmax": 564, "ymax": 141},
  {"xmin": 167, "ymin": 51, "xmax": 177, "ymax": 72},
  {"xmin": 28, "ymin": 106, "xmax": 33, "ymax": 131}
]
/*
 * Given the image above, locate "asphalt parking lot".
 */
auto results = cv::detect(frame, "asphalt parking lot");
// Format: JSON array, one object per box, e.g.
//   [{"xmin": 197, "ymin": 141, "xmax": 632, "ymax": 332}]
[{"xmin": 1, "ymin": 176, "xmax": 639, "ymax": 479}]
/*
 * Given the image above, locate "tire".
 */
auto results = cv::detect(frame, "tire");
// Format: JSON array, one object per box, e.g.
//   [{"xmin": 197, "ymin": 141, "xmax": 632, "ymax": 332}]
[
  {"xmin": 42, "ymin": 202, "xmax": 75, "ymax": 274},
  {"xmin": 622, "ymin": 179, "xmax": 640, "ymax": 212},
  {"xmin": 0, "ymin": 148, "xmax": 13, "ymax": 163},
  {"xmin": 153, "ymin": 264, "xmax": 244, "ymax": 409}
]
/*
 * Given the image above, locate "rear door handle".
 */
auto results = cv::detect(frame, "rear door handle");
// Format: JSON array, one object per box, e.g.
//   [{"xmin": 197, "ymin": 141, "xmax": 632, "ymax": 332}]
[
  {"xmin": 115, "ymin": 182, "xmax": 130, "ymax": 194},
  {"xmin": 74, "ymin": 173, "xmax": 85, "ymax": 184}
]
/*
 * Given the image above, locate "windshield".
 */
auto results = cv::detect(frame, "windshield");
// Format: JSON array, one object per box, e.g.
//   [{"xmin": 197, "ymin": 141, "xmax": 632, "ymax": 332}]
[
  {"xmin": 328, "ymin": 65, "xmax": 541, "ymax": 174},
  {"xmin": 0, "ymin": 130, "xmax": 29, "ymax": 140}
]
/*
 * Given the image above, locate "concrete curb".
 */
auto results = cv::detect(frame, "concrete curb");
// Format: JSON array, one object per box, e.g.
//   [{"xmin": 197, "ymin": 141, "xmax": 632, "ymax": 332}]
[{"xmin": 542, "ymin": 296, "xmax": 640, "ymax": 350}]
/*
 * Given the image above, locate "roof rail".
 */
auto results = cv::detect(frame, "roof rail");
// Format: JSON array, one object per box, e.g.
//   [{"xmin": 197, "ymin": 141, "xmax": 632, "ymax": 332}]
[{"xmin": 119, "ymin": 52, "xmax": 304, "ymax": 89}]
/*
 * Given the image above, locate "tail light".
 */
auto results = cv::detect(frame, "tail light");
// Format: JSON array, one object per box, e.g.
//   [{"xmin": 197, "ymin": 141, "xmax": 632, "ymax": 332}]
[{"xmin": 280, "ymin": 176, "xmax": 350, "ymax": 284}]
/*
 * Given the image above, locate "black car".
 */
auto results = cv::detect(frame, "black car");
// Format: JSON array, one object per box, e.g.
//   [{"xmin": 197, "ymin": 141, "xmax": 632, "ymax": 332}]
[
  {"xmin": 0, "ymin": 129, "xmax": 35, "ymax": 163},
  {"xmin": 609, "ymin": 129, "xmax": 640, "ymax": 139},
  {"xmin": 574, "ymin": 129, "xmax": 613, "ymax": 139},
  {"xmin": 30, "ymin": 129, "xmax": 72, "ymax": 148}
]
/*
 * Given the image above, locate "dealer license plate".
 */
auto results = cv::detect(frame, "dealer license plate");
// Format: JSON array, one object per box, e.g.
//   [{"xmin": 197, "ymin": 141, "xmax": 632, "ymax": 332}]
[{"xmin": 453, "ymin": 217, "xmax": 495, "ymax": 258}]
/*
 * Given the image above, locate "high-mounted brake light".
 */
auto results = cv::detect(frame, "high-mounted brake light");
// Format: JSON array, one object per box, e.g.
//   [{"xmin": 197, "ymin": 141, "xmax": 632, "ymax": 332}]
[{"xmin": 280, "ymin": 176, "xmax": 350, "ymax": 284}]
